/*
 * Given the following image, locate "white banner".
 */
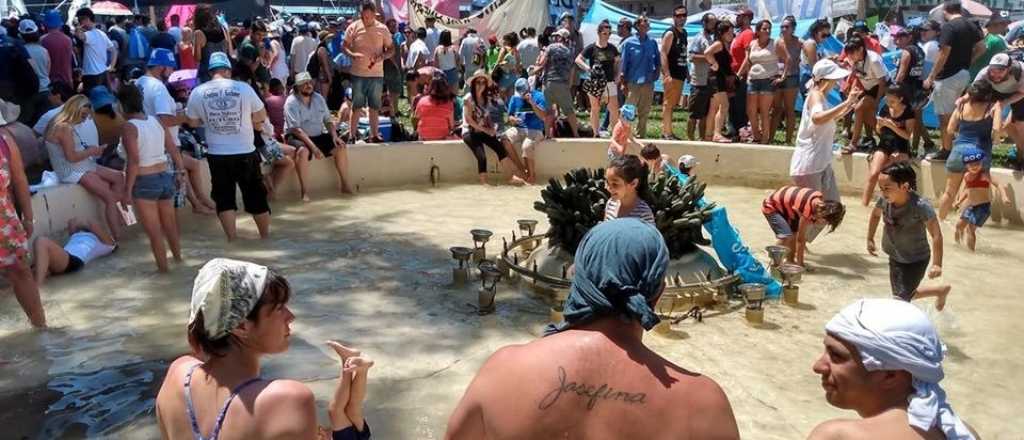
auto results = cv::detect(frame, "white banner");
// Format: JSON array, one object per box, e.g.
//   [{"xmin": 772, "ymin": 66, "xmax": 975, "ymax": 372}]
[{"xmin": 407, "ymin": 0, "xmax": 549, "ymax": 40}]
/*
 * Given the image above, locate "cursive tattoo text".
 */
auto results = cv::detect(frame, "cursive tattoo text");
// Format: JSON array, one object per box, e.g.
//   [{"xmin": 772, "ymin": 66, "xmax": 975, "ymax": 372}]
[{"xmin": 538, "ymin": 366, "xmax": 647, "ymax": 410}]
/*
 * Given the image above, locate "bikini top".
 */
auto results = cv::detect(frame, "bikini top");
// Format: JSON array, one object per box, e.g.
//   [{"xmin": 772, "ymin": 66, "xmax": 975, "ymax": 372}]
[
  {"xmin": 964, "ymin": 172, "xmax": 990, "ymax": 189},
  {"xmin": 184, "ymin": 363, "xmax": 263, "ymax": 440}
]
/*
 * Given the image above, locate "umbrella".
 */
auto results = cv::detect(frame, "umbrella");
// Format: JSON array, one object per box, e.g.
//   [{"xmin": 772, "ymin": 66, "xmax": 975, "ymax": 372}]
[
  {"xmin": 929, "ymin": 0, "xmax": 991, "ymax": 23},
  {"xmin": 90, "ymin": 1, "xmax": 133, "ymax": 16}
]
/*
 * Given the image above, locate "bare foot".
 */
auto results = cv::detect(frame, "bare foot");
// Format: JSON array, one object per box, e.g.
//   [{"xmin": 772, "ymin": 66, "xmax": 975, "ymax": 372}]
[
  {"xmin": 935, "ymin": 285, "xmax": 951, "ymax": 311},
  {"xmin": 339, "ymin": 185, "xmax": 355, "ymax": 195},
  {"xmin": 343, "ymin": 356, "xmax": 375, "ymax": 374},
  {"xmin": 326, "ymin": 340, "xmax": 361, "ymax": 362},
  {"xmin": 302, "ymin": 194, "xmax": 312, "ymax": 203},
  {"xmin": 174, "ymin": 254, "xmax": 183, "ymax": 263},
  {"xmin": 509, "ymin": 176, "xmax": 527, "ymax": 186},
  {"xmin": 954, "ymin": 228, "xmax": 962, "ymax": 244},
  {"xmin": 192, "ymin": 204, "xmax": 215, "ymax": 216}
]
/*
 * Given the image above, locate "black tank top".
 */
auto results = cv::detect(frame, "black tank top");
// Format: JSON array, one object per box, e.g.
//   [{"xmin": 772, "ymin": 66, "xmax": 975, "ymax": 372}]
[
  {"xmin": 906, "ymin": 44, "xmax": 924, "ymax": 81},
  {"xmin": 714, "ymin": 49, "xmax": 732, "ymax": 90},
  {"xmin": 667, "ymin": 27, "xmax": 688, "ymax": 80}
]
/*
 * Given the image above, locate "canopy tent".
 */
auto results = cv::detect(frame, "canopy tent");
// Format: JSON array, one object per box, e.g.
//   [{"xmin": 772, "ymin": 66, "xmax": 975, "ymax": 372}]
[
  {"xmin": 406, "ymin": 0, "xmax": 548, "ymax": 40},
  {"xmin": 1, "ymin": 0, "xmax": 28, "ymax": 17}
]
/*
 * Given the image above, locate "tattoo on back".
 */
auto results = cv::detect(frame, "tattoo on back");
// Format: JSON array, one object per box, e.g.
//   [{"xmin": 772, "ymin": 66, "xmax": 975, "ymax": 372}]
[{"xmin": 537, "ymin": 366, "xmax": 647, "ymax": 410}]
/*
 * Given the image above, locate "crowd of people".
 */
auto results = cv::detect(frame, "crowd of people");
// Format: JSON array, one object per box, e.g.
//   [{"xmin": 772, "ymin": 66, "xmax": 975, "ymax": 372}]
[{"xmin": 0, "ymin": 1, "xmax": 1010, "ymax": 438}]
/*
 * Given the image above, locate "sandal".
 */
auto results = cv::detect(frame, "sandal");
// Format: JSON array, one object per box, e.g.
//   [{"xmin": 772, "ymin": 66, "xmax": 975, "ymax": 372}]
[{"xmin": 712, "ymin": 136, "xmax": 733, "ymax": 143}]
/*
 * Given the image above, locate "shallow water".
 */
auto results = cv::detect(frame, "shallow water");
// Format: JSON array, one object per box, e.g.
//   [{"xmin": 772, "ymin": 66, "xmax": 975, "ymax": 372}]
[{"xmin": 0, "ymin": 183, "xmax": 1021, "ymax": 439}]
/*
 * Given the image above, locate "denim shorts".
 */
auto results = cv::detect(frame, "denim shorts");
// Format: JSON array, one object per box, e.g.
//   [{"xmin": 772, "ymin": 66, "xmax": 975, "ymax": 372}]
[
  {"xmin": 764, "ymin": 212, "xmax": 797, "ymax": 239},
  {"xmin": 781, "ymin": 74, "xmax": 800, "ymax": 90},
  {"xmin": 946, "ymin": 144, "xmax": 992, "ymax": 173},
  {"xmin": 961, "ymin": 202, "xmax": 991, "ymax": 227},
  {"xmin": 748, "ymin": 78, "xmax": 776, "ymax": 95},
  {"xmin": 132, "ymin": 172, "xmax": 175, "ymax": 201},
  {"xmin": 351, "ymin": 75, "xmax": 384, "ymax": 110}
]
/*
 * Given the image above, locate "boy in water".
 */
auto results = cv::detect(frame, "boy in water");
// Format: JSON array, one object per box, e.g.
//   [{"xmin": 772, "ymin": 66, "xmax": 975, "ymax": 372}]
[
  {"xmin": 678, "ymin": 154, "xmax": 698, "ymax": 178},
  {"xmin": 867, "ymin": 161, "xmax": 951, "ymax": 309},
  {"xmin": 639, "ymin": 143, "xmax": 672, "ymax": 176},
  {"xmin": 954, "ymin": 148, "xmax": 1008, "ymax": 251},
  {"xmin": 762, "ymin": 185, "xmax": 846, "ymax": 268}
]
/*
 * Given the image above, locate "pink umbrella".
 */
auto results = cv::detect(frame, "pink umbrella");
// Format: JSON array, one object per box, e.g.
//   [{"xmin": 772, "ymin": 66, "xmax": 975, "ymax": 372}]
[
  {"xmin": 90, "ymin": 1, "xmax": 133, "ymax": 17},
  {"xmin": 929, "ymin": 0, "xmax": 991, "ymax": 23}
]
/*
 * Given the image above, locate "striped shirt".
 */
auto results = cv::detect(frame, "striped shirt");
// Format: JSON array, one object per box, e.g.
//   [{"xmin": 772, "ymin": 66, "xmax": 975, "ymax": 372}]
[
  {"xmin": 605, "ymin": 198, "xmax": 656, "ymax": 225},
  {"xmin": 762, "ymin": 186, "xmax": 822, "ymax": 222}
]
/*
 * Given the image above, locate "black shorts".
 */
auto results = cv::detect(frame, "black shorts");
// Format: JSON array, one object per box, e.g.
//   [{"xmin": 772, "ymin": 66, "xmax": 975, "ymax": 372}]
[
  {"xmin": 286, "ymin": 133, "xmax": 336, "ymax": 157},
  {"xmin": 206, "ymin": 152, "xmax": 270, "ymax": 215},
  {"xmin": 874, "ymin": 136, "xmax": 911, "ymax": 156},
  {"xmin": 63, "ymin": 254, "xmax": 84, "ymax": 274},
  {"xmin": 687, "ymin": 85, "xmax": 715, "ymax": 119},
  {"xmin": 864, "ymin": 85, "xmax": 880, "ymax": 99},
  {"xmin": 889, "ymin": 258, "xmax": 929, "ymax": 301}
]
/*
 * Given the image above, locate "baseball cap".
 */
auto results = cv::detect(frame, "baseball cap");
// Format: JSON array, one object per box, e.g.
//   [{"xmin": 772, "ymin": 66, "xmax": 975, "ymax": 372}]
[
  {"xmin": 988, "ymin": 9, "xmax": 1011, "ymax": 25},
  {"xmin": 737, "ymin": 6, "xmax": 754, "ymax": 17},
  {"xmin": 514, "ymin": 77, "xmax": 529, "ymax": 94},
  {"xmin": 147, "ymin": 48, "xmax": 176, "ymax": 69},
  {"xmin": 208, "ymin": 52, "xmax": 232, "ymax": 71},
  {"xmin": 554, "ymin": 28, "xmax": 570, "ymax": 39},
  {"xmin": 88, "ymin": 86, "xmax": 116, "ymax": 109},
  {"xmin": 620, "ymin": 104, "xmax": 637, "ymax": 122},
  {"xmin": 852, "ymin": 20, "xmax": 869, "ymax": 33},
  {"xmin": 961, "ymin": 148, "xmax": 985, "ymax": 164},
  {"xmin": 811, "ymin": 59, "xmax": 851, "ymax": 82},
  {"xmin": 44, "ymin": 10, "xmax": 62, "ymax": 29},
  {"xmin": 295, "ymin": 71, "xmax": 313, "ymax": 85},
  {"xmin": 678, "ymin": 155, "xmax": 699, "ymax": 169},
  {"xmin": 18, "ymin": 19, "xmax": 39, "ymax": 35},
  {"xmin": 989, "ymin": 53, "xmax": 1012, "ymax": 67}
]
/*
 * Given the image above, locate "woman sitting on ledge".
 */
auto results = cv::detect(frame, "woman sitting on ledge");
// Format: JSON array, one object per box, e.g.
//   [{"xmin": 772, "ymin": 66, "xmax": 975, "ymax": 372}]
[
  {"xmin": 156, "ymin": 258, "xmax": 373, "ymax": 440},
  {"xmin": 43, "ymin": 95, "xmax": 126, "ymax": 241},
  {"xmin": 415, "ymin": 77, "xmax": 457, "ymax": 141}
]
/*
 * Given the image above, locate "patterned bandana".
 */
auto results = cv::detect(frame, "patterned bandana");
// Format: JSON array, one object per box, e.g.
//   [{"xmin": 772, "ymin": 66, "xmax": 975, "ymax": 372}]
[{"xmin": 189, "ymin": 258, "xmax": 270, "ymax": 339}]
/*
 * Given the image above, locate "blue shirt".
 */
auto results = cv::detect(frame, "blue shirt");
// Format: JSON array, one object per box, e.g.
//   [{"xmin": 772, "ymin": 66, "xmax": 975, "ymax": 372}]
[
  {"xmin": 506, "ymin": 91, "xmax": 547, "ymax": 131},
  {"xmin": 330, "ymin": 32, "xmax": 345, "ymax": 58},
  {"xmin": 620, "ymin": 34, "xmax": 660, "ymax": 85}
]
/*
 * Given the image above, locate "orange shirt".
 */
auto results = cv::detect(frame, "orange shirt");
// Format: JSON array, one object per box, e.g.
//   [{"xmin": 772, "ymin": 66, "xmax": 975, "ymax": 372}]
[{"xmin": 344, "ymin": 19, "xmax": 392, "ymax": 78}]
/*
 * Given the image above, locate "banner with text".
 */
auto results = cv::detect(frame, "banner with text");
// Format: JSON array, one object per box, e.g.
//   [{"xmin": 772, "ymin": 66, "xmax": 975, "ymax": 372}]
[
  {"xmin": 407, "ymin": 0, "xmax": 549, "ymax": 39},
  {"xmin": 548, "ymin": 0, "xmax": 579, "ymax": 26}
]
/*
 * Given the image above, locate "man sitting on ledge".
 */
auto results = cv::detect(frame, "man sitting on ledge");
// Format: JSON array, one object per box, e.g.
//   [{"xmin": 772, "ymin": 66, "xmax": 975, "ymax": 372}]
[
  {"xmin": 445, "ymin": 218, "xmax": 739, "ymax": 440},
  {"xmin": 810, "ymin": 298, "xmax": 978, "ymax": 439}
]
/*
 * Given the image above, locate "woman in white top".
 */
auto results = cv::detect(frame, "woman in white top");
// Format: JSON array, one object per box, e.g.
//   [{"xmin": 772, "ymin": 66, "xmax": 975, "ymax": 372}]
[
  {"xmin": 44, "ymin": 94, "xmax": 126, "ymax": 241},
  {"xmin": 267, "ymin": 34, "xmax": 290, "ymax": 84},
  {"xmin": 118, "ymin": 84, "xmax": 186, "ymax": 273},
  {"xmin": 840, "ymin": 36, "xmax": 889, "ymax": 154},
  {"xmin": 739, "ymin": 20, "xmax": 789, "ymax": 144},
  {"xmin": 790, "ymin": 59, "xmax": 861, "ymax": 238},
  {"xmin": 435, "ymin": 30, "xmax": 461, "ymax": 92},
  {"xmin": 33, "ymin": 217, "xmax": 116, "ymax": 285}
]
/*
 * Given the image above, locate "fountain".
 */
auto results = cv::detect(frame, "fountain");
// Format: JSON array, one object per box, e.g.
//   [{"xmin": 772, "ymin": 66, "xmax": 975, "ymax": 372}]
[
  {"xmin": 778, "ymin": 263, "xmax": 804, "ymax": 306},
  {"xmin": 477, "ymin": 260, "xmax": 502, "ymax": 315},
  {"xmin": 516, "ymin": 219, "xmax": 540, "ymax": 252},
  {"xmin": 449, "ymin": 246, "xmax": 474, "ymax": 287},
  {"xmin": 470, "ymin": 229, "xmax": 493, "ymax": 262},
  {"xmin": 738, "ymin": 283, "xmax": 766, "ymax": 324},
  {"xmin": 765, "ymin": 245, "xmax": 789, "ymax": 280}
]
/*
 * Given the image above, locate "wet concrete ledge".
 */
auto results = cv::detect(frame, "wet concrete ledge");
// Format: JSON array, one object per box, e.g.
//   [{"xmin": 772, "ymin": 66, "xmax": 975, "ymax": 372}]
[{"xmin": 28, "ymin": 139, "xmax": 1024, "ymax": 240}]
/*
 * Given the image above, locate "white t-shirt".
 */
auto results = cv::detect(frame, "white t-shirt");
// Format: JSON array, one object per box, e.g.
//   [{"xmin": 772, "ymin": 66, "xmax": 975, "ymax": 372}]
[
  {"xmin": 34, "ymin": 106, "xmax": 100, "ymax": 146},
  {"xmin": 135, "ymin": 74, "xmax": 180, "ymax": 145},
  {"xmin": 185, "ymin": 78, "xmax": 264, "ymax": 155},
  {"xmin": 270, "ymin": 39, "xmax": 289, "ymax": 82},
  {"xmin": 790, "ymin": 95, "xmax": 835, "ymax": 177},
  {"xmin": 459, "ymin": 35, "xmax": 482, "ymax": 72},
  {"xmin": 406, "ymin": 39, "xmax": 430, "ymax": 69},
  {"xmin": 290, "ymin": 35, "xmax": 318, "ymax": 74},
  {"xmin": 25, "ymin": 43, "xmax": 51, "ymax": 92},
  {"xmin": 64, "ymin": 231, "xmax": 116, "ymax": 264},
  {"xmin": 853, "ymin": 50, "xmax": 889, "ymax": 91},
  {"xmin": 82, "ymin": 28, "xmax": 114, "ymax": 76},
  {"xmin": 517, "ymin": 38, "xmax": 541, "ymax": 69},
  {"xmin": 425, "ymin": 27, "xmax": 441, "ymax": 54}
]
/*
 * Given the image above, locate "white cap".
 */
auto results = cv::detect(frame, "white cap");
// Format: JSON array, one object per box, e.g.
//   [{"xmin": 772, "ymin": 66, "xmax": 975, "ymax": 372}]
[
  {"xmin": 807, "ymin": 59, "xmax": 850, "ymax": 89},
  {"xmin": 678, "ymin": 154, "xmax": 699, "ymax": 169},
  {"xmin": 554, "ymin": 28, "xmax": 570, "ymax": 39},
  {"xmin": 989, "ymin": 53, "xmax": 1012, "ymax": 68},
  {"xmin": 18, "ymin": 19, "xmax": 39, "ymax": 35}
]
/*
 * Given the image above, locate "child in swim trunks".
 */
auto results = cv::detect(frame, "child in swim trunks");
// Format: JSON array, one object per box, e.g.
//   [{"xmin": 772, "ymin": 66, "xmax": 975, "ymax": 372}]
[
  {"xmin": 954, "ymin": 148, "xmax": 1007, "ymax": 251},
  {"xmin": 609, "ymin": 104, "xmax": 641, "ymax": 159},
  {"xmin": 867, "ymin": 161, "xmax": 951, "ymax": 310}
]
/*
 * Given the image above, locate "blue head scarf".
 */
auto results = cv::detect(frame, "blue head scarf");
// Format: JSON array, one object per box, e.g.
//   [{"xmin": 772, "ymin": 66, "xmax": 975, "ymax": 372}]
[{"xmin": 545, "ymin": 218, "xmax": 670, "ymax": 335}]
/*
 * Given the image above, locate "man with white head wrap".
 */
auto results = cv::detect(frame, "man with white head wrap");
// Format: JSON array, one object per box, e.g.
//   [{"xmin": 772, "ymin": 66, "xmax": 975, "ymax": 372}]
[{"xmin": 810, "ymin": 298, "xmax": 977, "ymax": 439}]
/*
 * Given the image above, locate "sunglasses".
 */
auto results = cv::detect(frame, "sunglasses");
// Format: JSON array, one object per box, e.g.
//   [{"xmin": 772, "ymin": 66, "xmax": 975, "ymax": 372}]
[
  {"xmin": 674, "ymin": 13, "xmax": 686, "ymax": 18},
  {"xmin": 781, "ymin": 24, "xmax": 791, "ymax": 29}
]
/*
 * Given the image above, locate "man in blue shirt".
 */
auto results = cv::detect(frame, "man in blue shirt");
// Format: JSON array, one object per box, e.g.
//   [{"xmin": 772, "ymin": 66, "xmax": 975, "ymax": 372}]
[
  {"xmin": 505, "ymin": 78, "xmax": 549, "ymax": 184},
  {"xmin": 619, "ymin": 14, "xmax": 660, "ymax": 137}
]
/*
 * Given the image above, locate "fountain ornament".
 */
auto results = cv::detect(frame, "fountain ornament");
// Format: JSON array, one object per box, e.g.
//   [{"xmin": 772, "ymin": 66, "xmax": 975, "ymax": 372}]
[
  {"xmin": 738, "ymin": 283, "xmax": 767, "ymax": 324},
  {"xmin": 449, "ymin": 246, "xmax": 474, "ymax": 287},
  {"xmin": 470, "ymin": 229, "xmax": 493, "ymax": 262},
  {"xmin": 778, "ymin": 263, "xmax": 804, "ymax": 306},
  {"xmin": 477, "ymin": 260, "xmax": 502, "ymax": 315},
  {"xmin": 765, "ymin": 245, "xmax": 789, "ymax": 280},
  {"xmin": 517, "ymin": 219, "xmax": 540, "ymax": 252}
]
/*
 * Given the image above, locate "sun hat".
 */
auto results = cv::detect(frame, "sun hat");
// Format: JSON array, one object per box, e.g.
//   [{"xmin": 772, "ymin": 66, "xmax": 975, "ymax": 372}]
[
  {"xmin": 678, "ymin": 154, "xmax": 699, "ymax": 169},
  {"xmin": 44, "ymin": 10, "xmax": 62, "ymax": 29},
  {"xmin": 18, "ymin": 18, "xmax": 39, "ymax": 35},
  {"xmin": 467, "ymin": 69, "xmax": 493, "ymax": 87},
  {"xmin": 620, "ymin": 104, "xmax": 637, "ymax": 122},
  {"xmin": 808, "ymin": 59, "xmax": 851, "ymax": 89},
  {"xmin": 514, "ymin": 77, "xmax": 529, "ymax": 94},
  {"xmin": 961, "ymin": 147, "xmax": 985, "ymax": 164},
  {"xmin": 147, "ymin": 48, "xmax": 176, "ymax": 69},
  {"xmin": 294, "ymin": 71, "xmax": 313, "ymax": 85},
  {"xmin": 989, "ymin": 53, "xmax": 1011, "ymax": 68},
  {"xmin": 208, "ymin": 51, "xmax": 232, "ymax": 71}
]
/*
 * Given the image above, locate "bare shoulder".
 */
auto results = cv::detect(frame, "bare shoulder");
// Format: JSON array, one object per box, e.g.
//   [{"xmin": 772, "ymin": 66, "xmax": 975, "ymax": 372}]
[
  {"xmin": 257, "ymin": 379, "xmax": 315, "ymax": 407},
  {"xmin": 807, "ymin": 418, "xmax": 863, "ymax": 440},
  {"xmin": 164, "ymin": 355, "xmax": 201, "ymax": 380}
]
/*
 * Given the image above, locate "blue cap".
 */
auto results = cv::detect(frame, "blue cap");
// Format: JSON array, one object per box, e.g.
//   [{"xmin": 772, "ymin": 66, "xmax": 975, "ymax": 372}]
[
  {"xmin": 44, "ymin": 10, "xmax": 62, "ymax": 29},
  {"xmin": 514, "ymin": 78, "xmax": 529, "ymax": 94},
  {"xmin": 148, "ymin": 48, "xmax": 176, "ymax": 69},
  {"xmin": 208, "ymin": 52, "xmax": 231, "ymax": 71},
  {"xmin": 961, "ymin": 147, "xmax": 985, "ymax": 164},
  {"xmin": 620, "ymin": 104, "xmax": 637, "ymax": 122},
  {"xmin": 88, "ymin": 86, "xmax": 116, "ymax": 109}
]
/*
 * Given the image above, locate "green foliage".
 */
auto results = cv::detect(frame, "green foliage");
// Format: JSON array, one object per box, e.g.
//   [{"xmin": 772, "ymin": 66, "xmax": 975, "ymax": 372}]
[{"xmin": 533, "ymin": 168, "xmax": 715, "ymax": 259}]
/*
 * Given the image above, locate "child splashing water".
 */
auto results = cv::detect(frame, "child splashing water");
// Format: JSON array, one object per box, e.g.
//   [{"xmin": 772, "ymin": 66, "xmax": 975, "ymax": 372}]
[
  {"xmin": 604, "ymin": 154, "xmax": 656, "ymax": 225},
  {"xmin": 867, "ymin": 161, "xmax": 951, "ymax": 310},
  {"xmin": 761, "ymin": 185, "xmax": 846, "ymax": 268},
  {"xmin": 862, "ymin": 84, "xmax": 915, "ymax": 206},
  {"xmin": 608, "ymin": 105, "xmax": 642, "ymax": 159},
  {"xmin": 954, "ymin": 149, "xmax": 1007, "ymax": 251}
]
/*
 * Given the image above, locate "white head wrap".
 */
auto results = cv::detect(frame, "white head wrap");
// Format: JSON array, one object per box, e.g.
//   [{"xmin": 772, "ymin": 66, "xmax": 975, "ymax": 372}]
[
  {"xmin": 189, "ymin": 258, "xmax": 270, "ymax": 340},
  {"xmin": 825, "ymin": 299, "xmax": 975, "ymax": 440}
]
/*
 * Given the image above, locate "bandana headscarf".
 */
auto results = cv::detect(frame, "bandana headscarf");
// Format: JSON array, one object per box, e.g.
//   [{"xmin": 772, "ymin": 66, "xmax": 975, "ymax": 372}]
[
  {"xmin": 825, "ymin": 299, "xmax": 975, "ymax": 440},
  {"xmin": 189, "ymin": 258, "xmax": 270, "ymax": 340},
  {"xmin": 545, "ymin": 218, "xmax": 669, "ymax": 335}
]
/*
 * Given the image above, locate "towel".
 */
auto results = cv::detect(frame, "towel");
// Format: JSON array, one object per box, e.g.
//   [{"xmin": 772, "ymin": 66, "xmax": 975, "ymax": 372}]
[
  {"xmin": 825, "ymin": 299, "xmax": 975, "ymax": 440},
  {"xmin": 545, "ymin": 218, "xmax": 669, "ymax": 335}
]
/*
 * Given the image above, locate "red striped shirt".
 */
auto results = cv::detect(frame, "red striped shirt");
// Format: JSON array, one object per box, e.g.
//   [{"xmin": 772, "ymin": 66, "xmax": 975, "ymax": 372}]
[{"xmin": 762, "ymin": 186, "xmax": 822, "ymax": 222}]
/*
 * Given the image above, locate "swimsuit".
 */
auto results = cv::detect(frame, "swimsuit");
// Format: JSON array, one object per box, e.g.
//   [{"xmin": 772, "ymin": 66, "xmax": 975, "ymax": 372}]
[{"xmin": 184, "ymin": 363, "xmax": 263, "ymax": 440}]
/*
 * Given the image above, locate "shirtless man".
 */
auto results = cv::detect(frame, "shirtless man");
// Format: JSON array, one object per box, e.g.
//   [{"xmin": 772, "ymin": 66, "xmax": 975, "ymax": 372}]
[
  {"xmin": 809, "ymin": 298, "xmax": 977, "ymax": 439},
  {"xmin": 446, "ymin": 218, "xmax": 739, "ymax": 440}
]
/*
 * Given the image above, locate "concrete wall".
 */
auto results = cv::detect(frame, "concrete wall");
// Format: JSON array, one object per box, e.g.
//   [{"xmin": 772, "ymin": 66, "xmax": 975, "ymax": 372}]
[{"xmin": 28, "ymin": 139, "xmax": 1024, "ymax": 241}]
